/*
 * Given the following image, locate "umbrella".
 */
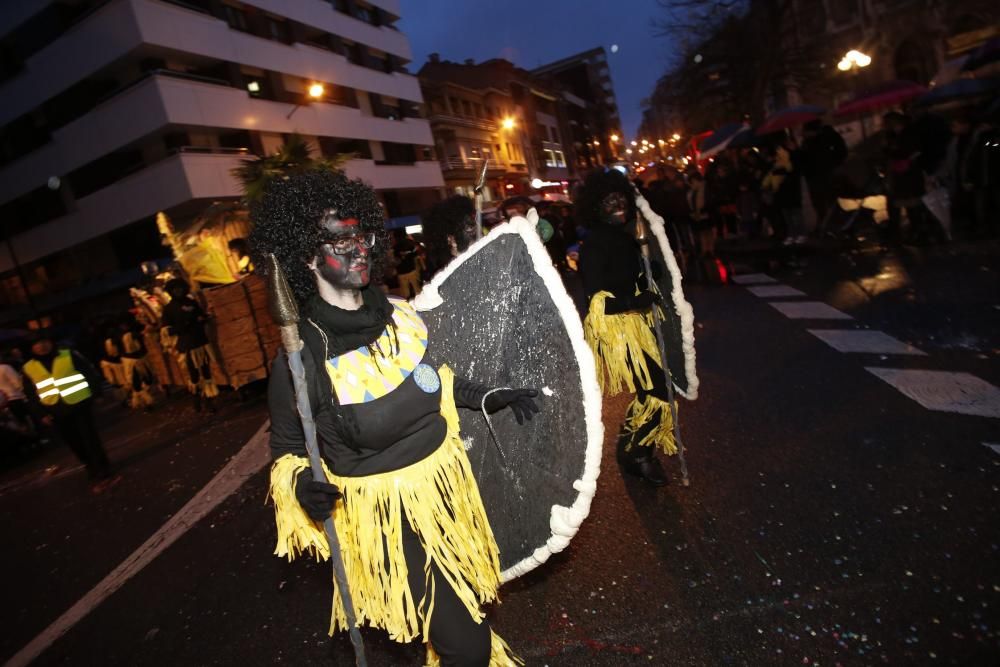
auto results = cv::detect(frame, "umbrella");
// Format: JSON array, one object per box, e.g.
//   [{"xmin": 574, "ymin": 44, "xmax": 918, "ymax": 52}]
[
  {"xmin": 699, "ymin": 123, "xmax": 753, "ymax": 158},
  {"xmin": 756, "ymin": 105, "xmax": 826, "ymax": 135},
  {"xmin": 699, "ymin": 123, "xmax": 747, "ymax": 153},
  {"xmin": 834, "ymin": 80, "xmax": 927, "ymax": 116},
  {"xmin": 915, "ymin": 77, "xmax": 1000, "ymax": 107},
  {"xmin": 728, "ymin": 128, "xmax": 757, "ymax": 148},
  {"xmin": 930, "ymin": 55, "xmax": 971, "ymax": 87},
  {"xmin": 962, "ymin": 37, "xmax": 1000, "ymax": 72}
]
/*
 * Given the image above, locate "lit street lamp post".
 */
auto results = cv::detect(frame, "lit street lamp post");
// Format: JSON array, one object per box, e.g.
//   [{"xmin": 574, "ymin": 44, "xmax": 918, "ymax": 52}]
[
  {"xmin": 286, "ymin": 82, "xmax": 326, "ymax": 119},
  {"xmin": 838, "ymin": 50, "xmax": 872, "ymax": 140}
]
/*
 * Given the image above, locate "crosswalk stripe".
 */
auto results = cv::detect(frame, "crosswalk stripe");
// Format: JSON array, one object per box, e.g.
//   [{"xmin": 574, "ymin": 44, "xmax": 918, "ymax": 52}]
[
  {"xmin": 807, "ymin": 329, "xmax": 926, "ymax": 355},
  {"xmin": 731, "ymin": 273, "xmax": 777, "ymax": 285},
  {"xmin": 768, "ymin": 301, "xmax": 852, "ymax": 319},
  {"xmin": 865, "ymin": 368, "xmax": 1000, "ymax": 418},
  {"xmin": 746, "ymin": 285, "xmax": 806, "ymax": 298}
]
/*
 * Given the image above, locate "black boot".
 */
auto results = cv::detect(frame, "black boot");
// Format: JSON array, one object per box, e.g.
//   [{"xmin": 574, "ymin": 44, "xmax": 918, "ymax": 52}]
[{"xmin": 621, "ymin": 455, "xmax": 669, "ymax": 487}]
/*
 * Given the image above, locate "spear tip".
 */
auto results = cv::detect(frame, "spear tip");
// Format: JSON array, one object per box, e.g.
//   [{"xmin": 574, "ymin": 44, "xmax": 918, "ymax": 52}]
[{"xmin": 266, "ymin": 253, "xmax": 300, "ymax": 326}]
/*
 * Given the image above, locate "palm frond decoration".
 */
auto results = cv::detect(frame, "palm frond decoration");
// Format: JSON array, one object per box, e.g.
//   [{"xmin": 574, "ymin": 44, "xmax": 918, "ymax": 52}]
[{"xmin": 231, "ymin": 133, "xmax": 352, "ymax": 202}]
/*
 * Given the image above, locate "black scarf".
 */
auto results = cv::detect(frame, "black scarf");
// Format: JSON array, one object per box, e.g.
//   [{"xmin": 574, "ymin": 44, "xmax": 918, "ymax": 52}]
[{"xmin": 305, "ymin": 286, "xmax": 395, "ymax": 357}]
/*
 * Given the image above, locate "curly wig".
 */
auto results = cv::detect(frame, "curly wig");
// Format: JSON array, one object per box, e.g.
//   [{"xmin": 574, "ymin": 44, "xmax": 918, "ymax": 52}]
[
  {"xmin": 574, "ymin": 168, "xmax": 637, "ymax": 229},
  {"xmin": 423, "ymin": 195, "xmax": 474, "ymax": 249},
  {"xmin": 248, "ymin": 170, "xmax": 388, "ymax": 305}
]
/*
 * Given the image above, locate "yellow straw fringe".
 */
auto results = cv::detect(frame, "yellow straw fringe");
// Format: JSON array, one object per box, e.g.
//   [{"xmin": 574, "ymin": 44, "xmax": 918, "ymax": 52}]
[
  {"xmin": 583, "ymin": 291, "xmax": 663, "ymax": 396},
  {"xmin": 424, "ymin": 630, "xmax": 524, "ymax": 666},
  {"xmin": 267, "ymin": 365, "xmax": 503, "ymax": 647},
  {"xmin": 623, "ymin": 394, "xmax": 677, "ymax": 456},
  {"xmin": 187, "ymin": 346, "xmax": 220, "ymax": 398}
]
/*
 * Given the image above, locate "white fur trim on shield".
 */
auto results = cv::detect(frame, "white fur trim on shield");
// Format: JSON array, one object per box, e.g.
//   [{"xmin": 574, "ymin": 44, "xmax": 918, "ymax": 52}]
[
  {"xmin": 634, "ymin": 193, "xmax": 700, "ymax": 400},
  {"xmin": 412, "ymin": 213, "xmax": 605, "ymax": 582}
]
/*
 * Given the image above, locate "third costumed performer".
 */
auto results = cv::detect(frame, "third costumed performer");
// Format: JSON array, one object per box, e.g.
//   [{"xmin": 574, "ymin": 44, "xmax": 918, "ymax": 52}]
[
  {"xmin": 249, "ymin": 170, "xmax": 538, "ymax": 666},
  {"xmin": 578, "ymin": 168, "xmax": 698, "ymax": 487}
]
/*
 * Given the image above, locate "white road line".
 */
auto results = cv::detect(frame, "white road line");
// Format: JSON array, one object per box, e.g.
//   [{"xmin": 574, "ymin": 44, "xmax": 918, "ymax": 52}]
[
  {"xmin": 865, "ymin": 369, "xmax": 1000, "ymax": 418},
  {"xmin": 983, "ymin": 443, "xmax": 1000, "ymax": 456},
  {"xmin": 768, "ymin": 301, "xmax": 853, "ymax": 320},
  {"xmin": 731, "ymin": 273, "xmax": 777, "ymax": 285},
  {"xmin": 807, "ymin": 330, "xmax": 927, "ymax": 356},
  {"xmin": 4, "ymin": 420, "xmax": 272, "ymax": 667},
  {"xmin": 746, "ymin": 285, "xmax": 806, "ymax": 298}
]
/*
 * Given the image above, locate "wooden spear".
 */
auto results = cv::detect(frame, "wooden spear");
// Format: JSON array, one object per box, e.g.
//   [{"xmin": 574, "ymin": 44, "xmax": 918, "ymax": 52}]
[{"xmin": 266, "ymin": 254, "xmax": 367, "ymax": 665}]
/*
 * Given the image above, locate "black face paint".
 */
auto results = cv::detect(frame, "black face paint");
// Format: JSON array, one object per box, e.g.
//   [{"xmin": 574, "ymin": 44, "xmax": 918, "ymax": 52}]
[
  {"xmin": 601, "ymin": 192, "xmax": 628, "ymax": 225},
  {"xmin": 316, "ymin": 215, "xmax": 371, "ymax": 290},
  {"xmin": 457, "ymin": 214, "xmax": 477, "ymax": 252}
]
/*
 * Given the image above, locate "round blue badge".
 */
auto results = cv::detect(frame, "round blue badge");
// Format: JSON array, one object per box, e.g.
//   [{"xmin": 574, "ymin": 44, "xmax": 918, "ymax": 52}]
[{"xmin": 412, "ymin": 363, "xmax": 440, "ymax": 393}]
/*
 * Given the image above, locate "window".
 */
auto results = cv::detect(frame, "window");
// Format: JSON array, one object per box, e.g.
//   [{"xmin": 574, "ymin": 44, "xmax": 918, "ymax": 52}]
[
  {"xmin": 544, "ymin": 149, "xmax": 557, "ymax": 167},
  {"xmin": 554, "ymin": 150, "xmax": 566, "ymax": 167},
  {"xmin": 266, "ymin": 16, "xmax": 290, "ymax": 43},
  {"xmin": 462, "ymin": 100, "xmax": 472, "ymax": 116},
  {"xmin": 318, "ymin": 137, "xmax": 373, "ymax": 160},
  {"xmin": 223, "ymin": 5, "xmax": 249, "ymax": 32},
  {"xmin": 550, "ymin": 127, "xmax": 559, "ymax": 143}
]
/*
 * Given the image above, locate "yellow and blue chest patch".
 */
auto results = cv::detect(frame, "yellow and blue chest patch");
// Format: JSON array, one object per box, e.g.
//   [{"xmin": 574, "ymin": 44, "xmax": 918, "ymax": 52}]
[{"xmin": 324, "ymin": 298, "xmax": 430, "ymax": 405}]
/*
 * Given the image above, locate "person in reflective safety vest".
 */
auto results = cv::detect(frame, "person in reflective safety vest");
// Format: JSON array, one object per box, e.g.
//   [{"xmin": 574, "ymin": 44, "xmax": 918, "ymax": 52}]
[{"xmin": 23, "ymin": 331, "xmax": 116, "ymax": 490}]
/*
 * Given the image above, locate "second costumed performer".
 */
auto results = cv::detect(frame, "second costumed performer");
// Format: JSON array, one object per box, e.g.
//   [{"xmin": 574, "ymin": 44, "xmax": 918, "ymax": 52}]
[
  {"xmin": 579, "ymin": 168, "xmax": 678, "ymax": 487},
  {"xmin": 250, "ymin": 170, "xmax": 538, "ymax": 666}
]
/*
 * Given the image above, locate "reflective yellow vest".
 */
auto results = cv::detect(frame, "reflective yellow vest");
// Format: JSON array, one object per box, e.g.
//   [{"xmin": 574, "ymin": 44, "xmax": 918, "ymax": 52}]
[{"xmin": 23, "ymin": 349, "xmax": 92, "ymax": 406}]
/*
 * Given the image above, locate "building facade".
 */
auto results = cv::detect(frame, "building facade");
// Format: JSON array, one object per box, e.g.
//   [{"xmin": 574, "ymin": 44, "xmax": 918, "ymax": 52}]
[
  {"xmin": 0, "ymin": 0, "xmax": 444, "ymax": 323},
  {"xmin": 530, "ymin": 47, "xmax": 623, "ymax": 169},
  {"xmin": 418, "ymin": 55, "xmax": 577, "ymax": 198}
]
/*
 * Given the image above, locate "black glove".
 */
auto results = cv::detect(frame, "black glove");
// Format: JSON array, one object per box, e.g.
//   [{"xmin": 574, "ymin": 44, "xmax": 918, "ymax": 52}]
[
  {"xmin": 483, "ymin": 388, "xmax": 541, "ymax": 425},
  {"xmin": 294, "ymin": 469, "xmax": 342, "ymax": 521}
]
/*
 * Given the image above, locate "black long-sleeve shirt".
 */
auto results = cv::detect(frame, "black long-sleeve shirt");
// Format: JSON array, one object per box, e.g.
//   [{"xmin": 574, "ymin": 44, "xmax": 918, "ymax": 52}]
[{"xmin": 268, "ymin": 300, "xmax": 492, "ymax": 477}]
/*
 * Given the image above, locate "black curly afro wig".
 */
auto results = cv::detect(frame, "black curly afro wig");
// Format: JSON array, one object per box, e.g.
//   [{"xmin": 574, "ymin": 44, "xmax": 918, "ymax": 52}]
[
  {"xmin": 574, "ymin": 167, "xmax": 637, "ymax": 229},
  {"xmin": 422, "ymin": 194, "xmax": 474, "ymax": 258},
  {"xmin": 248, "ymin": 170, "xmax": 388, "ymax": 305}
]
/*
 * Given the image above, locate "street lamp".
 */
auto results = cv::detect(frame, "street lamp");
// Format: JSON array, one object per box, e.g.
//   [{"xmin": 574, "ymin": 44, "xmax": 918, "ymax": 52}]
[
  {"xmin": 610, "ymin": 133, "xmax": 619, "ymax": 142},
  {"xmin": 672, "ymin": 132, "xmax": 681, "ymax": 141},
  {"xmin": 838, "ymin": 49, "xmax": 872, "ymax": 72},
  {"xmin": 287, "ymin": 82, "xmax": 326, "ymax": 118},
  {"xmin": 502, "ymin": 117, "xmax": 516, "ymax": 130},
  {"xmin": 838, "ymin": 49, "xmax": 873, "ymax": 139}
]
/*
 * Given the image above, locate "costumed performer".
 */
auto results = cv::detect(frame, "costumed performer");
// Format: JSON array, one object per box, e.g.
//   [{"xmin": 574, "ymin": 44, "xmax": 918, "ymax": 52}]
[
  {"xmin": 119, "ymin": 322, "xmax": 156, "ymax": 410},
  {"xmin": 578, "ymin": 168, "xmax": 674, "ymax": 486},
  {"xmin": 422, "ymin": 195, "xmax": 476, "ymax": 277},
  {"xmin": 161, "ymin": 278, "xmax": 219, "ymax": 412},
  {"xmin": 249, "ymin": 170, "xmax": 539, "ymax": 666}
]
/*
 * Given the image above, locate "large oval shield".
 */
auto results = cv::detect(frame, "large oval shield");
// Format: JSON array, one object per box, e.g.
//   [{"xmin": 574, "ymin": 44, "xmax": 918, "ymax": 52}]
[
  {"xmin": 413, "ymin": 218, "xmax": 603, "ymax": 581},
  {"xmin": 637, "ymin": 194, "xmax": 700, "ymax": 400}
]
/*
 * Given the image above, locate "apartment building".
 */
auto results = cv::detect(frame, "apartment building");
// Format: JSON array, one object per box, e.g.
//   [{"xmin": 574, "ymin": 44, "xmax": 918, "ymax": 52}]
[
  {"xmin": 419, "ymin": 55, "xmax": 576, "ymax": 198},
  {"xmin": 531, "ymin": 47, "xmax": 622, "ymax": 168},
  {"xmin": 0, "ymin": 0, "xmax": 444, "ymax": 323}
]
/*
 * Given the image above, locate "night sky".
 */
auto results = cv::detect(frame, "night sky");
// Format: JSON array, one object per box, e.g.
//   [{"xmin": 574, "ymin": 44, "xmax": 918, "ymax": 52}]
[{"xmin": 398, "ymin": 0, "xmax": 676, "ymax": 140}]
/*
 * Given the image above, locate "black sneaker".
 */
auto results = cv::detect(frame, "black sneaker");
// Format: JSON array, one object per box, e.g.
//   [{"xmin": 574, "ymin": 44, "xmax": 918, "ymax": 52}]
[{"xmin": 621, "ymin": 456, "xmax": 669, "ymax": 487}]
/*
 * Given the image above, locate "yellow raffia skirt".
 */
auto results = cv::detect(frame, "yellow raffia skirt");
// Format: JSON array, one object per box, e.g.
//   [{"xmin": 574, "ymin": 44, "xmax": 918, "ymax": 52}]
[
  {"xmin": 584, "ymin": 291, "xmax": 676, "ymax": 455},
  {"xmin": 268, "ymin": 366, "xmax": 521, "ymax": 665}
]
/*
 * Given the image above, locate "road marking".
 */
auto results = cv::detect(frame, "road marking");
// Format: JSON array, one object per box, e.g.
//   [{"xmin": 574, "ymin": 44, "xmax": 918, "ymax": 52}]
[
  {"xmin": 4, "ymin": 420, "xmax": 272, "ymax": 667},
  {"xmin": 983, "ymin": 443, "xmax": 1000, "ymax": 456},
  {"xmin": 732, "ymin": 273, "xmax": 777, "ymax": 285},
  {"xmin": 865, "ymin": 369, "xmax": 1000, "ymax": 418},
  {"xmin": 746, "ymin": 285, "xmax": 806, "ymax": 298},
  {"xmin": 807, "ymin": 330, "xmax": 926, "ymax": 355},
  {"xmin": 768, "ymin": 301, "xmax": 853, "ymax": 320}
]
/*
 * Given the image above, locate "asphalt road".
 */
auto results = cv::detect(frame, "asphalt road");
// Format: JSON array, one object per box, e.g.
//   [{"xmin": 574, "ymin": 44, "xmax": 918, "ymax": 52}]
[{"xmin": 2, "ymin": 241, "xmax": 997, "ymax": 666}]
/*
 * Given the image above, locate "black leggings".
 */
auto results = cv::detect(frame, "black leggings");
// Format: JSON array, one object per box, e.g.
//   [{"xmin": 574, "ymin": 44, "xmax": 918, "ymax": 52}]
[
  {"xmin": 56, "ymin": 403, "xmax": 111, "ymax": 479},
  {"xmin": 619, "ymin": 349, "xmax": 672, "ymax": 463},
  {"xmin": 400, "ymin": 522, "xmax": 492, "ymax": 666}
]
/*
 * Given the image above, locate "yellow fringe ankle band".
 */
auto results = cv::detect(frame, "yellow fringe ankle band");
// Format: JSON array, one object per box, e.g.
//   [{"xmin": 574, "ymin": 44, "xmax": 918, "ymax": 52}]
[
  {"xmin": 424, "ymin": 630, "xmax": 524, "ymax": 666},
  {"xmin": 267, "ymin": 365, "xmax": 503, "ymax": 646},
  {"xmin": 623, "ymin": 394, "xmax": 677, "ymax": 456},
  {"xmin": 583, "ymin": 291, "xmax": 663, "ymax": 396}
]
